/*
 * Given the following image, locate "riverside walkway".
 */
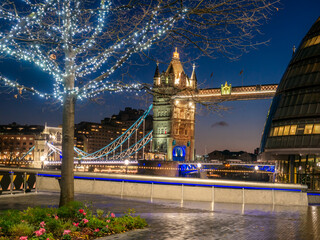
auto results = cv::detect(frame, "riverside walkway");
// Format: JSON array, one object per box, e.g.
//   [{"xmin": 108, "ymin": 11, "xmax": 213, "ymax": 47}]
[{"xmin": 0, "ymin": 191, "xmax": 319, "ymax": 240}]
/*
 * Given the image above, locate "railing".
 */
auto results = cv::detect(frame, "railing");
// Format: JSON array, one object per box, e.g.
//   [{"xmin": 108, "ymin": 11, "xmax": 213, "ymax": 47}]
[
  {"xmin": 0, "ymin": 168, "xmax": 37, "ymax": 194},
  {"xmin": 0, "ymin": 167, "xmax": 310, "ymax": 206}
]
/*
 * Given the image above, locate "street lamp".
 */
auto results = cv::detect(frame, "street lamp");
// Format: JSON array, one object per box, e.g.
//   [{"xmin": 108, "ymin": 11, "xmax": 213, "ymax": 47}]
[
  {"xmin": 197, "ymin": 163, "xmax": 202, "ymax": 178},
  {"xmin": 254, "ymin": 165, "xmax": 259, "ymax": 171},
  {"xmin": 124, "ymin": 159, "xmax": 129, "ymax": 174},
  {"xmin": 40, "ymin": 155, "xmax": 46, "ymax": 169}
]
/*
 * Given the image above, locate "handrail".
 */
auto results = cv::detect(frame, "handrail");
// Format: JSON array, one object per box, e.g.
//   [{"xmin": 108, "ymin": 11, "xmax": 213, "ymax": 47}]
[{"xmin": 0, "ymin": 167, "xmax": 307, "ymax": 191}]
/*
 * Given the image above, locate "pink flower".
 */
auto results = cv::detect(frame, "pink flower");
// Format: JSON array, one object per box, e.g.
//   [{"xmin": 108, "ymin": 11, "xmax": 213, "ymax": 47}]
[
  {"xmin": 40, "ymin": 221, "xmax": 46, "ymax": 227},
  {"xmin": 106, "ymin": 220, "xmax": 110, "ymax": 223},
  {"xmin": 79, "ymin": 209, "xmax": 84, "ymax": 214},
  {"xmin": 111, "ymin": 213, "xmax": 115, "ymax": 218},
  {"xmin": 47, "ymin": 238, "xmax": 50, "ymax": 240},
  {"xmin": 83, "ymin": 212, "xmax": 86, "ymax": 216},
  {"xmin": 83, "ymin": 218, "xmax": 88, "ymax": 224},
  {"xmin": 105, "ymin": 225, "xmax": 109, "ymax": 229},
  {"xmin": 34, "ymin": 228, "xmax": 46, "ymax": 237},
  {"xmin": 73, "ymin": 222, "xmax": 79, "ymax": 227},
  {"xmin": 34, "ymin": 230, "xmax": 42, "ymax": 237},
  {"xmin": 63, "ymin": 230, "xmax": 71, "ymax": 235},
  {"xmin": 21, "ymin": 220, "xmax": 25, "ymax": 223},
  {"xmin": 55, "ymin": 215, "xmax": 59, "ymax": 220},
  {"xmin": 20, "ymin": 237, "xmax": 28, "ymax": 240},
  {"xmin": 94, "ymin": 228, "xmax": 100, "ymax": 232}
]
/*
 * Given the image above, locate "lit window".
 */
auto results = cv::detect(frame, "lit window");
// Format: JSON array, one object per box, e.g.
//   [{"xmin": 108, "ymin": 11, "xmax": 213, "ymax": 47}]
[
  {"xmin": 289, "ymin": 125, "xmax": 297, "ymax": 135},
  {"xmin": 273, "ymin": 127, "xmax": 279, "ymax": 136},
  {"xmin": 269, "ymin": 128, "xmax": 274, "ymax": 137},
  {"xmin": 313, "ymin": 124, "xmax": 320, "ymax": 134},
  {"xmin": 283, "ymin": 125, "xmax": 290, "ymax": 136},
  {"xmin": 304, "ymin": 124, "xmax": 313, "ymax": 134},
  {"xmin": 278, "ymin": 126, "xmax": 284, "ymax": 136}
]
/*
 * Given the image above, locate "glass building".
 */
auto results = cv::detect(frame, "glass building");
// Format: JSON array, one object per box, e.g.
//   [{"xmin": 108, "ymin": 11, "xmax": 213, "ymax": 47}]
[{"xmin": 260, "ymin": 17, "xmax": 320, "ymax": 190}]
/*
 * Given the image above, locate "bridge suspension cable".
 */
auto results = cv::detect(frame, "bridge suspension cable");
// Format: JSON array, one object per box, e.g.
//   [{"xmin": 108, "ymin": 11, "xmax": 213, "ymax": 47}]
[
  {"xmin": 108, "ymin": 130, "xmax": 153, "ymax": 160},
  {"xmin": 76, "ymin": 104, "xmax": 153, "ymax": 160}
]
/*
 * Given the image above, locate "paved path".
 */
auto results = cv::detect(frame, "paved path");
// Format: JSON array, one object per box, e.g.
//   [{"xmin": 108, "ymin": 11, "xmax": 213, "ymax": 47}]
[{"xmin": 0, "ymin": 192, "xmax": 319, "ymax": 240}]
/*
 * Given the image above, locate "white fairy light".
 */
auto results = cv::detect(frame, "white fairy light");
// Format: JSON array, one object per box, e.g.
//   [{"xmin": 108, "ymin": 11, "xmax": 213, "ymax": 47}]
[{"xmin": 0, "ymin": 0, "xmax": 189, "ymax": 100}]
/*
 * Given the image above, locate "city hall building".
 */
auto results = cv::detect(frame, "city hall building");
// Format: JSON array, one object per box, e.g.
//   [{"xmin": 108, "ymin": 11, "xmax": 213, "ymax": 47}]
[{"xmin": 260, "ymin": 17, "xmax": 320, "ymax": 190}]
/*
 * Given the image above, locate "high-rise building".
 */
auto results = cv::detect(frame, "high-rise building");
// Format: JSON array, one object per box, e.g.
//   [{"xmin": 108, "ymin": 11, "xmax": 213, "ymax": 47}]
[{"xmin": 260, "ymin": 17, "xmax": 320, "ymax": 190}]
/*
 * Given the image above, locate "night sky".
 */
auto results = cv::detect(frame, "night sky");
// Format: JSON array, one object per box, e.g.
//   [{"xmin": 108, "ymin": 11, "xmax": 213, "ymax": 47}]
[{"xmin": 0, "ymin": 0, "xmax": 319, "ymax": 155}]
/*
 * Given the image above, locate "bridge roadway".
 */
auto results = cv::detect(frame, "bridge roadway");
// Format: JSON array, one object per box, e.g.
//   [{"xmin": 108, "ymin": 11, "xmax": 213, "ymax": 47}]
[{"xmin": 173, "ymin": 84, "xmax": 278, "ymax": 101}]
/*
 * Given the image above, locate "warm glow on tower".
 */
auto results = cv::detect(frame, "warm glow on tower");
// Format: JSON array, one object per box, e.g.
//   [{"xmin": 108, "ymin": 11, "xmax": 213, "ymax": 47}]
[{"xmin": 173, "ymin": 47, "xmax": 180, "ymax": 59}]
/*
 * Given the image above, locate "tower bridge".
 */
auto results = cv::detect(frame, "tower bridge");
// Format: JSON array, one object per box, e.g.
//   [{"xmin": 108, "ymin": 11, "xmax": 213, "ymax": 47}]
[
  {"xmin": 151, "ymin": 48, "xmax": 278, "ymax": 161},
  {"xmin": 3, "ymin": 49, "xmax": 278, "ymax": 166}
]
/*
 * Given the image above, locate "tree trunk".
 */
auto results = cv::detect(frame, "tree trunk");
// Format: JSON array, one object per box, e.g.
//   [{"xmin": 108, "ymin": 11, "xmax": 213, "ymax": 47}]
[{"xmin": 59, "ymin": 80, "xmax": 76, "ymax": 206}]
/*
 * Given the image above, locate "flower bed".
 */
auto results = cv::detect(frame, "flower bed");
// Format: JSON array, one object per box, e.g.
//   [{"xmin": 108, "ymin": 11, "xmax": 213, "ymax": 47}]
[{"xmin": 0, "ymin": 201, "xmax": 147, "ymax": 239}]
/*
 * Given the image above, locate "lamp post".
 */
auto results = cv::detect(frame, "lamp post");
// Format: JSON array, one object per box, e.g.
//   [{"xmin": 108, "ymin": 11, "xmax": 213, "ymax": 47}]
[
  {"xmin": 197, "ymin": 163, "xmax": 202, "ymax": 178},
  {"xmin": 124, "ymin": 159, "xmax": 129, "ymax": 174},
  {"xmin": 40, "ymin": 155, "xmax": 46, "ymax": 169}
]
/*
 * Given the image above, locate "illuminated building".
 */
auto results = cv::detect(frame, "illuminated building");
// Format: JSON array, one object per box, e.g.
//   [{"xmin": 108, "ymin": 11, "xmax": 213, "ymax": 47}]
[
  {"xmin": 152, "ymin": 48, "xmax": 197, "ymax": 161},
  {"xmin": 260, "ymin": 17, "xmax": 320, "ymax": 190},
  {"xmin": 0, "ymin": 123, "xmax": 43, "ymax": 161}
]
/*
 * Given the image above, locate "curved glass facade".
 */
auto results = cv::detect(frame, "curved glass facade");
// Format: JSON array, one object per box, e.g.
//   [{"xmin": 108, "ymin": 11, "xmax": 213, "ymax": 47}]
[{"xmin": 260, "ymin": 17, "xmax": 320, "ymax": 189}]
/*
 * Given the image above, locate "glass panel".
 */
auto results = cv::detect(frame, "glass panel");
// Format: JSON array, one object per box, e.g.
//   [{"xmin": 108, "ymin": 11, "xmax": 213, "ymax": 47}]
[
  {"xmin": 273, "ymin": 127, "xmax": 279, "ymax": 136},
  {"xmin": 313, "ymin": 124, "xmax": 320, "ymax": 134},
  {"xmin": 304, "ymin": 124, "xmax": 313, "ymax": 134},
  {"xmin": 290, "ymin": 125, "xmax": 297, "ymax": 135},
  {"xmin": 283, "ymin": 125, "xmax": 290, "ymax": 135},
  {"xmin": 278, "ymin": 126, "xmax": 284, "ymax": 136},
  {"xmin": 269, "ymin": 128, "xmax": 274, "ymax": 137}
]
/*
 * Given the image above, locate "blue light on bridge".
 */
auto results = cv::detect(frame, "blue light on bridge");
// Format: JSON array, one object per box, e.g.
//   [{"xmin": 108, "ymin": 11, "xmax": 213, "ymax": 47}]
[{"xmin": 172, "ymin": 146, "xmax": 186, "ymax": 161}]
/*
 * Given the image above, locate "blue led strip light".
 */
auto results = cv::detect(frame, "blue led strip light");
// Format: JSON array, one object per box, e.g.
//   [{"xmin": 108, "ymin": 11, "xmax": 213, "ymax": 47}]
[
  {"xmin": 307, "ymin": 193, "xmax": 320, "ymax": 196},
  {"xmin": 38, "ymin": 174, "xmax": 303, "ymax": 192}
]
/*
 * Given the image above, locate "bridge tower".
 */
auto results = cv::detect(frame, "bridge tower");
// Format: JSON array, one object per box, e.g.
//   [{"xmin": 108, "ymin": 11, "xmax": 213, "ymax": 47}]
[{"xmin": 152, "ymin": 48, "xmax": 197, "ymax": 161}]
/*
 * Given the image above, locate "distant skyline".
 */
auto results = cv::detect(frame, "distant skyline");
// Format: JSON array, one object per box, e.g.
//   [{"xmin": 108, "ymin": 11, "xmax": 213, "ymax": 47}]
[{"xmin": 0, "ymin": 0, "xmax": 320, "ymax": 155}]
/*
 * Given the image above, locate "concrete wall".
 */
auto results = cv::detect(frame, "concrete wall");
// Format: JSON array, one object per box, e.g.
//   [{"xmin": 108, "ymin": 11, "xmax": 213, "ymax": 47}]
[{"xmin": 37, "ymin": 173, "xmax": 308, "ymax": 206}]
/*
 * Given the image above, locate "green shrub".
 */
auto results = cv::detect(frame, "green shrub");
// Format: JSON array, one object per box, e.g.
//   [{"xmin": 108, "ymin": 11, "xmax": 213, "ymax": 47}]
[
  {"xmin": 0, "ymin": 210, "xmax": 22, "ymax": 234},
  {"xmin": 87, "ymin": 216, "xmax": 106, "ymax": 229},
  {"xmin": 0, "ymin": 204, "xmax": 147, "ymax": 239},
  {"xmin": 57, "ymin": 201, "xmax": 84, "ymax": 219},
  {"xmin": 96, "ymin": 209, "xmax": 104, "ymax": 219},
  {"xmin": 22, "ymin": 207, "xmax": 55, "ymax": 225},
  {"xmin": 8, "ymin": 222, "xmax": 34, "ymax": 237}
]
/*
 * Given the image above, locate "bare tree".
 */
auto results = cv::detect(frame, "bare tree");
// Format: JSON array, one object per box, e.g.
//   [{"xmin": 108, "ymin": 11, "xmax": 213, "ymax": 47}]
[{"xmin": 0, "ymin": 0, "xmax": 279, "ymax": 206}]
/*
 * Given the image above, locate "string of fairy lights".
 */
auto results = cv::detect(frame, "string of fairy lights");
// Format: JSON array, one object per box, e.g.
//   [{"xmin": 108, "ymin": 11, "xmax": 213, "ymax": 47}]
[{"xmin": 0, "ymin": 0, "xmax": 189, "ymax": 101}]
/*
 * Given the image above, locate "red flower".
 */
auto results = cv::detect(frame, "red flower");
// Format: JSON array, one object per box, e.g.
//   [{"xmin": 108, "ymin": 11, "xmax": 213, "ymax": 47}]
[
  {"xmin": 79, "ymin": 209, "xmax": 84, "ymax": 214},
  {"xmin": 111, "ymin": 213, "xmax": 115, "ymax": 218},
  {"xmin": 94, "ymin": 228, "xmax": 100, "ymax": 232},
  {"xmin": 73, "ymin": 222, "xmax": 79, "ymax": 227}
]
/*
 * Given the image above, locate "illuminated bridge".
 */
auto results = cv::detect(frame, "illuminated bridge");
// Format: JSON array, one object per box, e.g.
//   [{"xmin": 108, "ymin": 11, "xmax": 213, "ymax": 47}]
[{"xmin": 173, "ymin": 83, "xmax": 278, "ymax": 102}]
